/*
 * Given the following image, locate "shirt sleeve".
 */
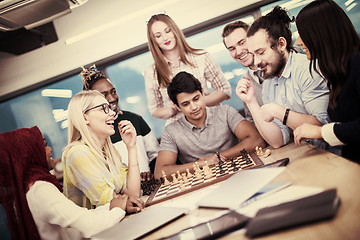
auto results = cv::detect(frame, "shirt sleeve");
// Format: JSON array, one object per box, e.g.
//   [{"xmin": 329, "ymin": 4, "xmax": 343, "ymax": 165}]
[
  {"xmin": 272, "ymin": 118, "xmax": 292, "ymax": 145},
  {"xmin": 144, "ymin": 65, "xmax": 164, "ymax": 115},
  {"xmin": 27, "ymin": 181, "xmax": 125, "ymax": 238},
  {"xmin": 203, "ymin": 52, "xmax": 231, "ymax": 98},
  {"xmin": 159, "ymin": 125, "xmax": 178, "ymax": 154},
  {"xmin": 321, "ymin": 123, "xmax": 344, "ymax": 146},
  {"xmin": 138, "ymin": 116, "xmax": 160, "ymax": 162},
  {"xmin": 299, "ymin": 70, "xmax": 330, "ymax": 124},
  {"xmin": 225, "ymin": 105, "xmax": 246, "ymax": 133},
  {"xmin": 65, "ymin": 145, "xmax": 127, "ymax": 206},
  {"xmin": 143, "ymin": 131, "xmax": 160, "ymax": 162}
]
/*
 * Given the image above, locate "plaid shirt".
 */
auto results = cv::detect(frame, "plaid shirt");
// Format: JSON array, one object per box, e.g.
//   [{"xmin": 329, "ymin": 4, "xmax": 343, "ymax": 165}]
[{"xmin": 144, "ymin": 52, "xmax": 231, "ymax": 125}]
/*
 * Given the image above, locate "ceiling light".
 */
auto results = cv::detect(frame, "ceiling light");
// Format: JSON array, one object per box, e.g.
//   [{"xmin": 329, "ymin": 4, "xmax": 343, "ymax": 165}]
[
  {"xmin": 41, "ymin": 89, "xmax": 72, "ymax": 98},
  {"xmin": 65, "ymin": 0, "xmax": 180, "ymax": 45}
]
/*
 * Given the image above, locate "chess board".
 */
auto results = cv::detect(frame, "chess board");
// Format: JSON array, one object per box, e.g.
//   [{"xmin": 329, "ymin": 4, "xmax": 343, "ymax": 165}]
[{"xmin": 145, "ymin": 152, "xmax": 263, "ymax": 206}]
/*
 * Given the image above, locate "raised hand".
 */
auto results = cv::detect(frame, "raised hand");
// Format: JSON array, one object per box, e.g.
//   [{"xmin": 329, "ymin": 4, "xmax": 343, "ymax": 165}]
[
  {"xmin": 118, "ymin": 120, "xmax": 137, "ymax": 149},
  {"xmin": 236, "ymin": 75, "xmax": 255, "ymax": 104}
]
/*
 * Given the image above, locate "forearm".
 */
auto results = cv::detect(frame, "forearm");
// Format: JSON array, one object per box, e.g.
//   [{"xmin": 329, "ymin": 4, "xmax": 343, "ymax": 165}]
[
  {"xmin": 248, "ymin": 102, "xmax": 284, "ymax": 148},
  {"xmin": 152, "ymin": 107, "xmax": 178, "ymax": 119},
  {"xmin": 222, "ymin": 136, "xmax": 265, "ymax": 158},
  {"xmin": 272, "ymin": 105, "xmax": 322, "ymax": 129},
  {"xmin": 204, "ymin": 91, "xmax": 230, "ymax": 106},
  {"xmin": 125, "ymin": 147, "xmax": 140, "ymax": 197},
  {"xmin": 27, "ymin": 182, "xmax": 125, "ymax": 238},
  {"xmin": 155, "ymin": 161, "xmax": 200, "ymax": 179}
]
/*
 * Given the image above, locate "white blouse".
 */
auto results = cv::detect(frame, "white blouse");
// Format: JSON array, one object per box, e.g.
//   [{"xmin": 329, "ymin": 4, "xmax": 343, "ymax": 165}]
[{"xmin": 26, "ymin": 181, "xmax": 125, "ymax": 240}]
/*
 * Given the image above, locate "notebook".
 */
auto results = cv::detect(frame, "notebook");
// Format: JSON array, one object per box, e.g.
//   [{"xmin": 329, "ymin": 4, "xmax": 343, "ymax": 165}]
[
  {"xmin": 197, "ymin": 167, "xmax": 285, "ymax": 209},
  {"xmin": 92, "ymin": 205, "xmax": 188, "ymax": 240}
]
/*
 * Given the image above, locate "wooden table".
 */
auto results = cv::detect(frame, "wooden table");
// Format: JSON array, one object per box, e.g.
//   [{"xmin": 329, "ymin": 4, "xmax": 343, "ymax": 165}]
[{"xmin": 139, "ymin": 142, "xmax": 360, "ymax": 240}]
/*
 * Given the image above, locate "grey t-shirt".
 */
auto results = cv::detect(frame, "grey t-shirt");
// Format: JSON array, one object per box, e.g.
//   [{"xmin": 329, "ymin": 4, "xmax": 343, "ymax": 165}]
[{"xmin": 160, "ymin": 105, "xmax": 245, "ymax": 164}]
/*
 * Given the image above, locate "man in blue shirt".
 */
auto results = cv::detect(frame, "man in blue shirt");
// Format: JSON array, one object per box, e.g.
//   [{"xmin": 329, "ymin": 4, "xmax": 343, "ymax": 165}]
[{"xmin": 236, "ymin": 6, "xmax": 329, "ymax": 148}]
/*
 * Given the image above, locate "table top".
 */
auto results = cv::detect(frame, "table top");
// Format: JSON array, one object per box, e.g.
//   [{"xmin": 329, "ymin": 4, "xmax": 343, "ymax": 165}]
[{"xmin": 129, "ymin": 142, "xmax": 360, "ymax": 239}]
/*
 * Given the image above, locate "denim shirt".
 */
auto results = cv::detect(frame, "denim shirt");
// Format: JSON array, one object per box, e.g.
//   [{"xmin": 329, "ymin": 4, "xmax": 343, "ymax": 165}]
[{"xmin": 262, "ymin": 51, "xmax": 330, "ymax": 144}]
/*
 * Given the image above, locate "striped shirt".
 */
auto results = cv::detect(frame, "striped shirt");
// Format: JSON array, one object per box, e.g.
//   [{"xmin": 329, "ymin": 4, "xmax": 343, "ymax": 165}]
[
  {"xmin": 144, "ymin": 52, "xmax": 231, "ymax": 125},
  {"xmin": 63, "ymin": 142, "xmax": 128, "ymax": 209}
]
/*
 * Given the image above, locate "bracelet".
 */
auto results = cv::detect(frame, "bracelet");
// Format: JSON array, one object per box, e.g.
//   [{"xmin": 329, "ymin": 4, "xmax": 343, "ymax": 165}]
[
  {"xmin": 282, "ymin": 108, "xmax": 290, "ymax": 125},
  {"xmin": 128, "ymin": 163, "xmax": 139, "ymax": 167}
]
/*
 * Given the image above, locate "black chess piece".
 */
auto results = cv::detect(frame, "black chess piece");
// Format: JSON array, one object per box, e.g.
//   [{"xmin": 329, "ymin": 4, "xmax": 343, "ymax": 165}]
[
  {"xmin": 240, "ymin": 149, "xmax": 247, "ymax": 159},
  {"xmin": 231, "ymin": 158, "xmax": 239, "ymax": 171},
  {"xmin": 217, "ymin": 152, "xmax": 224, "ymax": 165}
]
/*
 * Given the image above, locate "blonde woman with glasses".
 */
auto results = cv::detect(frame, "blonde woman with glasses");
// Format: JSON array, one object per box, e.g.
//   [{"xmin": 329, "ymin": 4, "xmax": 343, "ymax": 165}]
[{"xmin": 62, "ymin": 90, "xmax": 144, "ymax": 212}]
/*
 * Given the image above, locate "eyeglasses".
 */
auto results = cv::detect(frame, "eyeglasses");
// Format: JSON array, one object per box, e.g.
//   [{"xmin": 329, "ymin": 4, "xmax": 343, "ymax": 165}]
[{"xmin": 83, "ymin": 103, "xmax": 111, "ymax": 114}]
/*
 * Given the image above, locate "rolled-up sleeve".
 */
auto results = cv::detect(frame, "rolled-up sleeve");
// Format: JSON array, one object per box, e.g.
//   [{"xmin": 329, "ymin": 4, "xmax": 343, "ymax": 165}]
[
  {"xmin": 144, "ymin": 65, "xmax": 164, "ymax": 115},
  {"xmin": 64, "ymin": 145, "xmax": 127, "ymax": 207}
]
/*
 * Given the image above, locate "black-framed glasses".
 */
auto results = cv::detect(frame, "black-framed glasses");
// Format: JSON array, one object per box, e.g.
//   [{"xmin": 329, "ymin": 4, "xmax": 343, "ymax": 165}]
[{"xmin": 83, "ymin": 103, "xmax": 111, "ymax": 114}]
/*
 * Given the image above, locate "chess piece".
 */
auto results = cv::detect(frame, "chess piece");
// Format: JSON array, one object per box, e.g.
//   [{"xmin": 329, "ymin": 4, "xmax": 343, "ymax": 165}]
[
  {"xmin": 216, "ymin": 152, "xmax": 224, "ymax": 165},
  {"xmin": 259, "ymin": 147, "xmax": 264, "ymax": 156},
  {"xmin": 162, "ymin": 170, "xmax": 170, "ymax": 186},
  {"xmin": 177, "ymin": 171, "xmax": 183, "ymax": 181},
  {"xmin": 194, "ymin": 161, "xmax": 202, "ymax": 173},
  {"xmin": 186, "ymin": 168, "xmax": 192, "ymax": 178},
  {"xmin": 255, "ymin": 146, "xmax": 264, "ymax": 156},
  {"xmin": 240, "ymin": 149, "xmax": 247, "ymax": 159},
  {"xmin": 263, "ymin": 149, "xmax": 271, "ymax": 158},
  {"xmin": 179, "ymin": 180, "xmax": 186, "ymax": 191},
  {"xmin": 204, "ymin": 167, "xmax": 213, "ymax": 179},
  {"xmin": 203, "ymin": 160, "xmax": 210, "ymax": 173},
  {"xmin": 182, "ymin": 173, "xmax": 189, "ymax": 183},
  {"xmin": 231, "ymin": 158, "xmax": 239, "ymax": 171},
  {"xmin": 171, "ymin": 173, "xmax": 178, "ymax": 183},
  {"xmin": 195, "ymin": 169, "xmax": 202, "ymax": 179}
]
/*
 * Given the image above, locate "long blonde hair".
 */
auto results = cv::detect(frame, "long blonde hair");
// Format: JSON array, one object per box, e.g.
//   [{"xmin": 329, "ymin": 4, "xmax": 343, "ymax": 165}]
[
  {"xmin": 146, "ymin": 14, "xmax": 205, "ymax": 87},
  {"xmin": 63, "ymin": 90, "xmax": 121, "ymax": 167}
]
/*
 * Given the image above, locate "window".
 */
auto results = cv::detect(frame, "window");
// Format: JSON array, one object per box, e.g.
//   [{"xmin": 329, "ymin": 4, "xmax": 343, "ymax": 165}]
[
  {"xmin": 104, "ymin": 15, "xmax": 254, "ymax": 139},
  {"xmin": 1, "ymin": 0, "xmax": 359, "ymax": 159}
]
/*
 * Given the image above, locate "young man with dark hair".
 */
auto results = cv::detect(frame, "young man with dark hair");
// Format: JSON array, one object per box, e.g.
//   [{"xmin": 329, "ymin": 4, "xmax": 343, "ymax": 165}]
[
  {"xmin": 236, "ymin": 6, "xmax": 329, "ymax": 148},
  {"xmin": 154, "ymin": 71, "xmax": 265, "ymax": 179}
]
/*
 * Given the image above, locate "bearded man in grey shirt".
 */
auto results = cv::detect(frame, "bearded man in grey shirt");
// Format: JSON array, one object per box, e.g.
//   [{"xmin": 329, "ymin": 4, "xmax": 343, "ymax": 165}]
[{"xmin": 154, "ymin": 72, "xmax": 265, "ymax": 179}]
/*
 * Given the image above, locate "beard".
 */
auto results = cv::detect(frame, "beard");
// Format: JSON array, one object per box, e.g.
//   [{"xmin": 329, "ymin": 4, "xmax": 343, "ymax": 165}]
[{"xmin": 261, "ymin": 50, "xmax": 286, "ymax": 79}]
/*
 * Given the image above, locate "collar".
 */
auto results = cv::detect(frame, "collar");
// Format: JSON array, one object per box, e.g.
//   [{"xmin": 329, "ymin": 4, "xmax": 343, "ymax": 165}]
[
  {"xmin": 280, "ymin": 50, "xmax": 294, "ymax": 79},
  {"xmin": 180, "ymin": 107, "xmax": 212, "ymax": 130},
  {"xmin": 272, "ymin": 50, "xmax": 294, "ymax": 85}
]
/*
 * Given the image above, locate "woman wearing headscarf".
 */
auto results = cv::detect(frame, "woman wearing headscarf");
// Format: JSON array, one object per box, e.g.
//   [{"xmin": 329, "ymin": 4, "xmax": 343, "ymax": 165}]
[{"xmin": 0, "ymin": 126, "xmax": 128, "ymax": 239}]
